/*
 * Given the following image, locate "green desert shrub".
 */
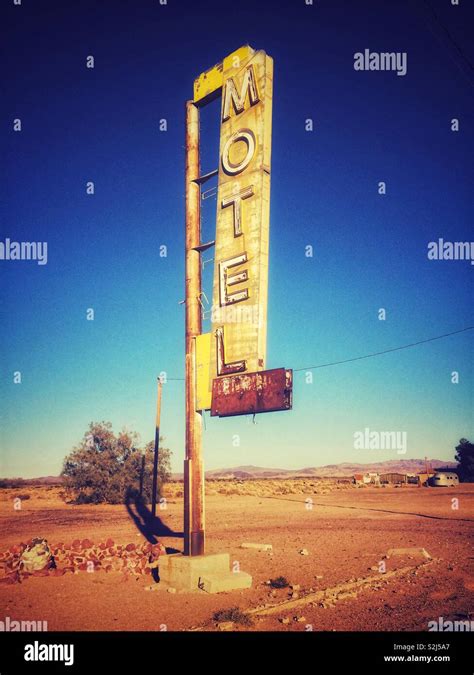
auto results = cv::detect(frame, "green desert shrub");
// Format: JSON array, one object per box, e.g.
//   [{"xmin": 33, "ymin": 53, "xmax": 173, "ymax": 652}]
[{"xmin": 61, "ymin": 421, "xmax": 172, "ymax": 505}]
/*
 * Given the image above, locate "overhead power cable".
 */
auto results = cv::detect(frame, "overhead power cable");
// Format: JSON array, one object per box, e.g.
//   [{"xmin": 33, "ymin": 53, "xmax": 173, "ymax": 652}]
[
  {"xmin": 294, "ymin": 326, "xmax": 474, "ymax": 372},
  {"xmin": 163, "ymin": 326, "xmax": 474, "ymax": 380}
]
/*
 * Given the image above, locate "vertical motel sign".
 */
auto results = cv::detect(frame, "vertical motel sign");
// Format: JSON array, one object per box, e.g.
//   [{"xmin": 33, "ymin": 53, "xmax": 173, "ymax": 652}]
[{"xmin": 193, "ymin": 45, "xmax": 293, "ymax": 417}]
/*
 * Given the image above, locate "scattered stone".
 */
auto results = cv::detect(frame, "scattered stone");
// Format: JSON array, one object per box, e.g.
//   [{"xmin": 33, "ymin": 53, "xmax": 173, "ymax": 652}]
[
  {"xmin": 201, "ymin": 572, "xmax": 252, "ymax": 594},
  {"xmin": 279, "ymin": 617, "xmax": 290, "ymax": 624},
  {"xmin": 218, "ymin": 621, "xmax": 234, "ymax": 631},
  {"xmin": 295, "ymin": 616, "xmax": 306, "ymax": 623},
  {"xmin": 20, "ymin": 539, "xmax": 54, "ymax": 573},
  {"xmin": 240, "ymin": 543, "xmax": 273, "ymax": 551},
  {"xmin": 337, "ymin": 590, "xmax": 358, "ymax": 600},
  {"xmin": 299, "ymin": 549, "xmax": 309, "ymax": 556},
  {"xmin": 167, "ymin": 587, "xmax": 177, "ymax": 594},
  {"xmin": 387, "ymin": 547, "xmax": 431, "ymax": 559},
  {"xmin": 290, "ymin": 584, "xmax": 301, "ymax": 591}
]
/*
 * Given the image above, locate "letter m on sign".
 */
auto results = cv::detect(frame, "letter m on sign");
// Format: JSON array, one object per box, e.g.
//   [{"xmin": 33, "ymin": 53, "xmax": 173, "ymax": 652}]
[{"xmin": 222, "ymin": 66, "xmax": 260, "ymax": 121}]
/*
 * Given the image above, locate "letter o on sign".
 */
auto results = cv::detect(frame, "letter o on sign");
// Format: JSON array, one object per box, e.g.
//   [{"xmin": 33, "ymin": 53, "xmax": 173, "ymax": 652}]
[{"xmin": 221, "ymin": 129, "xmax": 256, "ymax": 175}]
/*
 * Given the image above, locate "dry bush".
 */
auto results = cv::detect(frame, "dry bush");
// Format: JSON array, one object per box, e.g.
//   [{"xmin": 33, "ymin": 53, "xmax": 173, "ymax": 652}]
[{"xmin": 213, "ymin": 607, "xmax": 253, "ymax": 626}]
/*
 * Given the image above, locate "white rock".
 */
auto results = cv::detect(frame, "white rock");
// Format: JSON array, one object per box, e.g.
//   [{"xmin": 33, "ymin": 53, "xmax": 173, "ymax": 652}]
[{"xmin": 240, "ymin": 543, "xmax": 273, "ymax": 551}]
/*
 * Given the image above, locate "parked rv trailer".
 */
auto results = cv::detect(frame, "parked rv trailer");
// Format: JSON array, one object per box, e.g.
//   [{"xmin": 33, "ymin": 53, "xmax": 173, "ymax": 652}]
[{"xmin": 430, "ymin": 471, "xmax": 459, "ymax": 487}]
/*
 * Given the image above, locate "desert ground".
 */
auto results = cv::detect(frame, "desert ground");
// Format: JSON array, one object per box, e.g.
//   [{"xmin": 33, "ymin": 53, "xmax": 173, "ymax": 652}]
[{"xmin": 1, "ymin": 480, "xmax": 473, "ymax": 632}]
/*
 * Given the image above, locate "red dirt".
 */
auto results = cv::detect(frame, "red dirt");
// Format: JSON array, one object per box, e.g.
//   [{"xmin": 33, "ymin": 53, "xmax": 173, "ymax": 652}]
[{"xmin": 0, "ymin": 484, "xmax": 473, "ymax": 631}]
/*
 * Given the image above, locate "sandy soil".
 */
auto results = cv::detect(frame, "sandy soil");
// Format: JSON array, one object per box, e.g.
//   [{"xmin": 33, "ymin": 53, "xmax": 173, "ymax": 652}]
[{"xmin": 0, "ymin": 483, "xmax": 473, "ymax": 631}]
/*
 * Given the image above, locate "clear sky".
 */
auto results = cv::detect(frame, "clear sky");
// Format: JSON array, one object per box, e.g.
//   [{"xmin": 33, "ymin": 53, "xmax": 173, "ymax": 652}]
[{"xmin": 1, "ymin": 0, "xmax": 473, "ymax": 478}]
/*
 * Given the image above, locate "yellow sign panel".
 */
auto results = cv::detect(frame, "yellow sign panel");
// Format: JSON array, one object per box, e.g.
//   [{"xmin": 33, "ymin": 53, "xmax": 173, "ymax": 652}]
[
  {"xmin": 193, "ymin": 45, "xmax": 256, "ymax": 105},
  {"xmin": 196, "ymin": 332, "xmax": 211, "ymax": 411},
  {"xmin": 194, "ymin": 46, "xmax": 273, "ymax": 411}
]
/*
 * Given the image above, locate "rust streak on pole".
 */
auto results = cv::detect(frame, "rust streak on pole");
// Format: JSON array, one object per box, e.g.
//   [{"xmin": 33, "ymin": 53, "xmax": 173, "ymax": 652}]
[{"xmin": 184, "ymin": 100, "xmax": 204, "ymax": 556}]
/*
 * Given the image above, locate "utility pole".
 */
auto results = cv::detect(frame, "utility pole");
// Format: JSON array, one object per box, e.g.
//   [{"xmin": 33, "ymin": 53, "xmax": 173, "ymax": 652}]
[
  {"xmin": 151, "ymin": 377, "xmax": 162, "ymax": 519},
  {"xmin": 184, "ymin": 100, "xmax": 205, "ymax": 556}
]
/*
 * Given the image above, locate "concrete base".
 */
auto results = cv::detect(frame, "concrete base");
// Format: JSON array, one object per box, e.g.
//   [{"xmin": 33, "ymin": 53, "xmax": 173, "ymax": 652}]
[
  {"xmin": 158, "ymin": 552, "xmax": 252, "ymax": 593},
  {"xmin": 200, "ymin": 571, "xmax": 252, "ymax": 594}
]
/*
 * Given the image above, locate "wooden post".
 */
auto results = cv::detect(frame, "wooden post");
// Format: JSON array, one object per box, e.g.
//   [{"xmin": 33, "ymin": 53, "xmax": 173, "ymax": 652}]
[
  {"xmin": 151, "ymin": 377, "xmax": 163, "ymax": 519},
  {"xmin": 184, "ymin": 100, "xmax": 205, "ymax": 556}
]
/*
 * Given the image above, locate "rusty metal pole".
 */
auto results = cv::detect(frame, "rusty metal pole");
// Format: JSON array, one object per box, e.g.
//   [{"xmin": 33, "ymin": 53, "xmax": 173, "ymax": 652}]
[
  {"xmin": 151, "ymin": 377, "xmax": 163, "ymax": 519},
  {"xmin": 184, "ymin": 100, "xmax": 205, "ymax": 556}
]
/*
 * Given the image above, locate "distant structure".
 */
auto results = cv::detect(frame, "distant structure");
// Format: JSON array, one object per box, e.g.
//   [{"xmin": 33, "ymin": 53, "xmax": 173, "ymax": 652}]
[
  {"xmin": 353, "ymin": 472, "xmax": 380, "ymax": 485},
  {"xmin": 430, "ymin": 470, "xmax": 460, "ymax": 487},
  {"xmin": 380, "ymin": 472, "xmax": 407, "ymax": 485},
  {"xmin": 350, "ymin": 460, "xmax": 459, "ymax": 488},
  {"xmin": 353, "ymin": 471, "xmax": 419, "ymax": 486},
  {"xmin": 417, "ymin": 456, "xmax": 436, "ymax": 487}
]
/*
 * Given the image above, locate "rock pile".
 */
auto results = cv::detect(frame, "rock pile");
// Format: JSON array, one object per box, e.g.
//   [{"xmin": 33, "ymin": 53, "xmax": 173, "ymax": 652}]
[{"xmin": 0, "ymin": 538, "xmax": 165, "ymax": 584}]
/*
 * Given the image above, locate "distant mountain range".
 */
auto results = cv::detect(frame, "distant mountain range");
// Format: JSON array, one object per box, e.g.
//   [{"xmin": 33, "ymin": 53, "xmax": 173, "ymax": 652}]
[
  {"xmin": 0, "ymin": 475, "xmax": 63, "ymax": 487},
  {"xmin": 1, "ymin": 460, "xmax": 457, "ymax": 485},
  {"xmin": 172, "ymin": 459, "xmax": 457, "ymax": 480}
]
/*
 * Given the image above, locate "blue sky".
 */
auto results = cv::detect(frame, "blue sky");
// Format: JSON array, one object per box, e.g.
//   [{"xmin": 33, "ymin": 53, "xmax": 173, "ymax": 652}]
[{"xmin": 1, "ymin": 0, "xmax": 473, "ymax": 477}]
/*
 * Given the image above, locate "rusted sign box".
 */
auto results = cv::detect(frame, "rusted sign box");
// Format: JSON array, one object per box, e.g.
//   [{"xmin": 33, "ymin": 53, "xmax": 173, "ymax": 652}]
[{"xmin": 210, "ymin": 368, "xmax": 292, "ymax": 417}]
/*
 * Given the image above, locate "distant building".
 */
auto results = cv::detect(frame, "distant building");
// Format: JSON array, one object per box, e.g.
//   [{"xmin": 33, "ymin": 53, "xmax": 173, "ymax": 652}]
[
  {"xmin": 365, "ymin": 472, "xmax": 380, "ymax": 485},
  {"xmin": 380, "ymin": 472, "xmax": 407, "ymax": 485},
  {"xmin": 353, "ymin": 472, "xmax": 380, "ymax": 485},
  {"xmin": 417, "ymin": 472, "xmax": 434, "ymax": 487}
]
